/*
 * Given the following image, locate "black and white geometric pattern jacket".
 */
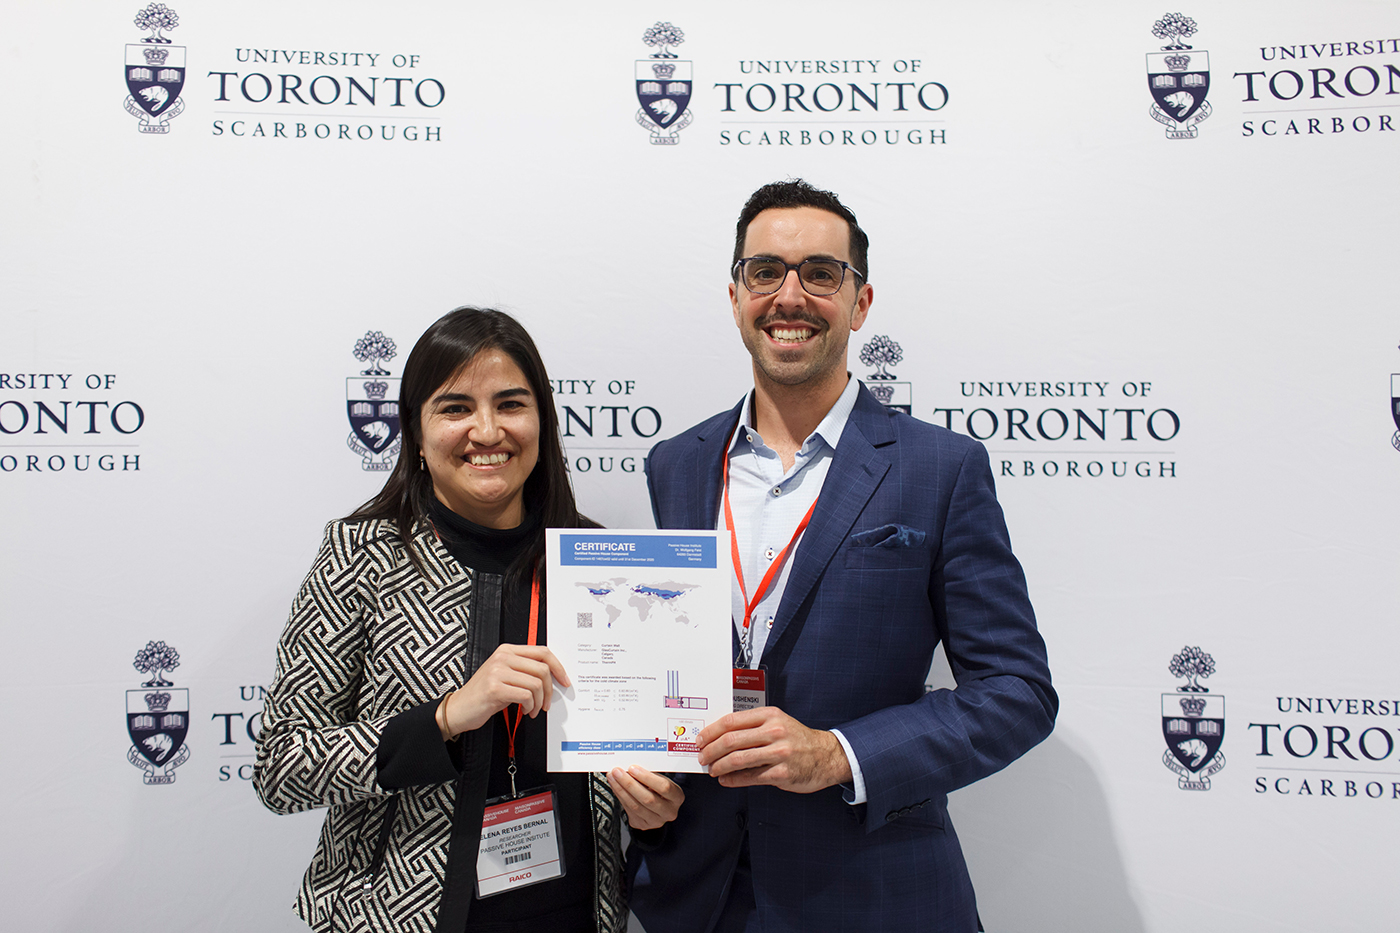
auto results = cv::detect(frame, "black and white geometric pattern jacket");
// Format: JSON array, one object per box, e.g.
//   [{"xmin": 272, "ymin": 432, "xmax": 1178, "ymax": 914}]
[{"xmin": 254, "ymin": 519, "xmax": 626, "ymax": 933}]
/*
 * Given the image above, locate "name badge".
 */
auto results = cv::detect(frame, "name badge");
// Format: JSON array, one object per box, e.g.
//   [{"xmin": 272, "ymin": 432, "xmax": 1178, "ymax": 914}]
[
  {"xmin": 733, "ymin": 667, "xmax": 767, "ymax": 712},
  {"xmin": 476, "ymin": 787, "xmax": 565, "ymax": 897}
]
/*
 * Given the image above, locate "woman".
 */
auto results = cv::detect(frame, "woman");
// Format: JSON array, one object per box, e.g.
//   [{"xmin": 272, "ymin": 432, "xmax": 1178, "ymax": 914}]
[{"xmin": 255, "ymin": 307, "xmax": 682, "ymax": 933}]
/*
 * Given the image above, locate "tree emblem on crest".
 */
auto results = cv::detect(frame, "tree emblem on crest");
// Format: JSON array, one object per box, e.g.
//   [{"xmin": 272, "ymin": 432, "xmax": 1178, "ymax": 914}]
[
  {"xmin": 859, "ymin": 335, "xmax": 903, "ymax": 380},
  {"xmin": 1151, "ymin": 12, "xmax": 1197, "ymax": 50},
  {"xmin": 1168, "ymin": 645, "xmax": 1214, "ymax": 692},
  {"xmin": 642, "ymin": 22, "xmax": 685, "ymax": 59},
  {"xmin": 133, "ymin": 640, "xmax": 181, "ymax": 687},
  {"xmin": 133, "ymin": 3, "xmax": 179, "ymax": 44},
  {"xmin": 353, "ymin": 330, "xmax": 398, "ymax": 375}
]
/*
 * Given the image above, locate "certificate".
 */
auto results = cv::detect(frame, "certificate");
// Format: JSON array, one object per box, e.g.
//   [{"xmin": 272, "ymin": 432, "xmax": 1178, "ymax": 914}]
[{"xmin": 545, "ymin": 529, "xmax": 732, "ymax": 773}]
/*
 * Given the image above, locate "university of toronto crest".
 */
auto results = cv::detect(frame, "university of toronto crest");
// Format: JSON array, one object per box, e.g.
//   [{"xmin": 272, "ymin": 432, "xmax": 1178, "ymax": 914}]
[
  {"xmin": 1146, "ymin": 13, "xmax": 1211, "ymax": 139},
  {"xmin": 346, "ymin": 330, "xmax": 402, "ymax": 471},
  {"xmin": 860, "ymin": 335, "xmax": 911, "ymax": 414},
  {"xmin": 124, "ymin": 4, "xmax": 186, "ymax": 133},
  {"xmin": 1390, "ymin": 372, "xmax": 1400, "ymax": 452},
  {"xmin": 636, "ymin": 22, "xmax": 693, "ymax": 144},
  {"xmin": 1161, "ymin": 645, "xmax": 1226, "ymax": 790},
  {"xmin": 127, "ymin": 641, "xmax": 190, "ymax": 784}
]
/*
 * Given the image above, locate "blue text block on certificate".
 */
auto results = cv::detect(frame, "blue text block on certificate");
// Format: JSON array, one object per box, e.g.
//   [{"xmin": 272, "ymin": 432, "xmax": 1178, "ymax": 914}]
[{"xmin": 559, "ymin": 535, "xmax": 717, "ymax": 567}]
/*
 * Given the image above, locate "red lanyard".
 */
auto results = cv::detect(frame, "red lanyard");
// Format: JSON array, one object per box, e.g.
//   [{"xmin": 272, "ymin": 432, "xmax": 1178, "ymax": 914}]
[
  {"xmin": 502, "ymin": 569, "xmax": 541, "ymax": 762},
  {"xmin": 722, "ymin": 443, "xmax": 818, "ymax": 650}
]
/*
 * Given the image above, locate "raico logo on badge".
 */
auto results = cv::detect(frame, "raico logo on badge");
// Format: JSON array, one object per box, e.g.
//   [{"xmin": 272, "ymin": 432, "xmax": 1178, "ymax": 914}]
[
  {"xmin": 126, "ymin": 641, "xmax": 190, "ymax": 785},
  {"xmin": 346, "ymin": 331, "xmax": 401, "ymax": 471},
  {"xmin": 636, "ymin": 22, "xmax": 694, "ymax": 145},
  {"xmin": 1146, "ymin": 13, "xmax": 1212, "ymax": 139},
  {"xmin": 124, "ymin": 4, "xmax": 186, "ymax": 134},
  {"xmin": 1162, "ymin": 645, "xmax": 1226, "ymax": 790}
]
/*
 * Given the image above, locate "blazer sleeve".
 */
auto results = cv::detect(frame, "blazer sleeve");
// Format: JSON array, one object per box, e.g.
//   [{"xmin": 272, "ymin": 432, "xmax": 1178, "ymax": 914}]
[
  {"xmin": 253, "ymin": 523, "xmax": 459, "ymax": 815},
  {"xmin": 838, "ymin": 440, "xmax": 1057, "ymax": 831}
]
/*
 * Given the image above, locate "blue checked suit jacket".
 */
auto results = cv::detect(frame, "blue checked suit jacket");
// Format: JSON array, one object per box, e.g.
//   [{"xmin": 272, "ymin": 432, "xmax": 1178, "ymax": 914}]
[{"xmin": 627, "ymin": 384, "xmax": 1057, "ymax": 933}]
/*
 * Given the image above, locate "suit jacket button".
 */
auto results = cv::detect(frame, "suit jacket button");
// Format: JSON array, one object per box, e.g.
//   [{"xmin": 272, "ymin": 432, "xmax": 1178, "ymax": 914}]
[{"xmin": 885, "ymin": 812, "xmax": 898, "ymax": 822}]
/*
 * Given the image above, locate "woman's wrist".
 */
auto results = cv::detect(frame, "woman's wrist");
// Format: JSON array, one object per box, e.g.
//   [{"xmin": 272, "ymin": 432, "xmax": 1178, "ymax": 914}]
[{"xmin": 435, "ymin": 691, "xmax": 456, "ymax": 741}]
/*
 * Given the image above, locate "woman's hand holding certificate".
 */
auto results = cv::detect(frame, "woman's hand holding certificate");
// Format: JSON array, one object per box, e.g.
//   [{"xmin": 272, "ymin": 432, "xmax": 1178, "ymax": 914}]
[{"xmin": 437, "ymin": 645, "xmax": 572, "ymax": 740}]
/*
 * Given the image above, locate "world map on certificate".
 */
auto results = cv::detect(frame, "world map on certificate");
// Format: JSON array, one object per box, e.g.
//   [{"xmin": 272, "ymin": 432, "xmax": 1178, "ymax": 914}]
[{"xmin": 576, "ymin": 579, "xmax": 700, "ymax": 628}]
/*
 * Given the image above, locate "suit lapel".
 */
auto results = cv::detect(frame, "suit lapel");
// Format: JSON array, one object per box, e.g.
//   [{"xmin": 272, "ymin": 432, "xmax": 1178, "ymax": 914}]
[
  {"xmin": 679, "ymin": 403, "xmax": 743, "ymax": 663},
  {"xmin": 763, "ymin": 386, "xmax": 895, "ymax": 661},
  {"xmin": 689, "ymin": 402, "xmax": 742, "ymax": 530}
]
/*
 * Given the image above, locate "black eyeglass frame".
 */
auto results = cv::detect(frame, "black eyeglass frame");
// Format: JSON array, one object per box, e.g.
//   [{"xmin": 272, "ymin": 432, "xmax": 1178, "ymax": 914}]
[{"xmin": 731, "ymin": 257, "xmax": 867, "ymax": 297}]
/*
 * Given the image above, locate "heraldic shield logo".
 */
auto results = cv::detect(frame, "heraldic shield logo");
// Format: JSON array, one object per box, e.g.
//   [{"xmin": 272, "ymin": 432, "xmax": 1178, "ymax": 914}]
[
  {"xmin": 127, "ymin": 641, "xmax": 190, "ymax": 784},
  {"xmin": 1162, "ymin": 645, "xmax": 1225, "ymax": 790},
  {"xmin": 347, "ymin": 330, "xmax": 402, "ymax": 471},
  {"xmin": 1390, "ymin": 373, "xmax": 1400, "ymax": 452},
  {"xmin": 636, "ymin": 22, "xmax": 693, "ymax": 144},
  {"xmin": 1146, "ymin": 13, "xmax": 1211, "ymax": 139},
  {"xmin": 124, "ymin": 4, "xmax": 186, "ymax": 134},
  {"xmin": 859, "ymin": 335, "xmax": 911, "ymax": 414}
]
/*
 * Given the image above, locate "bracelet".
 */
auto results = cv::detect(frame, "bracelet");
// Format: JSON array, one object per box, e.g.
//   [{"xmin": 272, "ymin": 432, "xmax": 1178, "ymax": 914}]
[{"xmin": 436, "ymin": 691, "xmax": 456, "ymax": 741}]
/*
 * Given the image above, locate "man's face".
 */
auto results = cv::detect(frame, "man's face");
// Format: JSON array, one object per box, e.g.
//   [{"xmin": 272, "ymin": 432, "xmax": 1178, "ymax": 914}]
[{"xmin": 731, "ymin": 206, "xmax": 872, "ymax": 392}]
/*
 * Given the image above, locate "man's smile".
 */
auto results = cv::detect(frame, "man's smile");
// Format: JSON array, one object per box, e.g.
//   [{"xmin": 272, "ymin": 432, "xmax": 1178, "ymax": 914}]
[
  {"xmin": 758, "ymin": 312, "xmax": 826, "ymax": 346},
  {"xmin": 768, "ymin": 326, "xmax": 815, "ymax": 344}
]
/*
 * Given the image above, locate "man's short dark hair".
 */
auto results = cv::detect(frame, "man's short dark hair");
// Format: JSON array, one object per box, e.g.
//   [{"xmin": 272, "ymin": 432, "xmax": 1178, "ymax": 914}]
[{"xmin": 732, "ymin": 179, "xmax": 870, "ymax": 282}]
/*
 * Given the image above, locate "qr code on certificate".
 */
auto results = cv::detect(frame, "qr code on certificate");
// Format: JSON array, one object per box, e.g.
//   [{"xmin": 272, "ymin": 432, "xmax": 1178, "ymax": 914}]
[{"xmin": 577, "ymin": 612, "xmax": 592, "ymax": 628}]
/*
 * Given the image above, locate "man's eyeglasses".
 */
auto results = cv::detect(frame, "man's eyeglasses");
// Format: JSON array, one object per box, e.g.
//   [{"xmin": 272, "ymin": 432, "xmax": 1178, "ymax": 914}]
[{"xmin": 732, "ymin": 258, "xmax": 865, "ymax": 298}]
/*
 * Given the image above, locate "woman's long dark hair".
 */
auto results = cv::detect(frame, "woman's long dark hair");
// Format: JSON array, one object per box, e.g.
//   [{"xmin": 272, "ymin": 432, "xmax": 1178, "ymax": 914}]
[{"xmin": 347, "ymin": 306, "xmax": 584, "ymax": 584}]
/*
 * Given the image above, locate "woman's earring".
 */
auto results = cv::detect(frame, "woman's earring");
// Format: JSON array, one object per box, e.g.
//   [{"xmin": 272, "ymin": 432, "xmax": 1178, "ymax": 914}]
[{"xmin": 419, "ymin": 454, "xmax": 426, "ymax": 472}]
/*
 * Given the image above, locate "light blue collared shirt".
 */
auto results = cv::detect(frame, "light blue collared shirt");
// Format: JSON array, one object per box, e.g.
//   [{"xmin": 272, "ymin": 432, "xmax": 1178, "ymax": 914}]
[{"xmin": 721, "ymin": 375, "xmax": 868, "ymax": 803}]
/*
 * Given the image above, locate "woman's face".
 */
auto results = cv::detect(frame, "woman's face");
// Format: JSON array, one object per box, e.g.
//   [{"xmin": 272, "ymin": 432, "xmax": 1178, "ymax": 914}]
[{"xmin": 418, "ymin": 349, "xmax": 541, "ymax": 529}]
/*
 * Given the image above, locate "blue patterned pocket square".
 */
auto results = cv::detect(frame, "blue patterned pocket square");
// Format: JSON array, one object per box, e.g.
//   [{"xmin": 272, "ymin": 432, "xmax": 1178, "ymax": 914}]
[{"xmin": 849, "ymin": 523, "xmax": 927, "ymax": 549}]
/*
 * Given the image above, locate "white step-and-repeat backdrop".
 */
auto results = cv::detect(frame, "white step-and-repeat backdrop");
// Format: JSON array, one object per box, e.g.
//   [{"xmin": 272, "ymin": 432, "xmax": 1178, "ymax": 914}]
[{"xmin": 3, "ymin": 1, "xmax": 1397, "ymax": 930}]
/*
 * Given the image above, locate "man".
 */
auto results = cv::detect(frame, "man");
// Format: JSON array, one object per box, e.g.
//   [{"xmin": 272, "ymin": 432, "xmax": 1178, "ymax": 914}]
[{"xmin": 625, "ymin": 180, "xmax": 1057, "ymax": 933}]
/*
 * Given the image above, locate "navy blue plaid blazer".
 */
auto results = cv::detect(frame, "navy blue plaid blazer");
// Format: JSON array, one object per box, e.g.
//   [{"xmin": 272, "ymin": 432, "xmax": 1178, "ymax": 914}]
[{"xmin": 627, "ymin": 383, "xmax": 1057, "ymax": 933}]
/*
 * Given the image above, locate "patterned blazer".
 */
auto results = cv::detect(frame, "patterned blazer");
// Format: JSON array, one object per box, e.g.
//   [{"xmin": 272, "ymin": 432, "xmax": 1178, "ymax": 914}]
[{"xmin": 254, "ymin": 518, "xmax": 625, "ymax": 933}]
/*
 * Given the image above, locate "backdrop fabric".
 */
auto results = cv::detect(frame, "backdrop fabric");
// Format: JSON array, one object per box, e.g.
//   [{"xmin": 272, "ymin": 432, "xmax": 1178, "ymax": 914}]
[{"xmin": 2, "ymin": 2, "xmax": 1397, "ymax": 931}]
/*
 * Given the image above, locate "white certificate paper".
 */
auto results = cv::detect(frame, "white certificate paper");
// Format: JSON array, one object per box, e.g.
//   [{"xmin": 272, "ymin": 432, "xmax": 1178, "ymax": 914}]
[{"xmin": 545, "ymin": 529, "xmax": 732, "ymax": 773}]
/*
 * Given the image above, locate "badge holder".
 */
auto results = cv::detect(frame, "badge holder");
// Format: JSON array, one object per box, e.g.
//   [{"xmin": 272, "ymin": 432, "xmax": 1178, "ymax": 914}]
[
  {"xmin": 474, "ymin": 570, "xmax": 566, "ymax": 898},
  {"xmin": 476, "ymin": 783, "xmax": 565, "ymax": 898},
  {"xmin": 733, "ymin": 665, "xmax": 768, "ymax": 711}
]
